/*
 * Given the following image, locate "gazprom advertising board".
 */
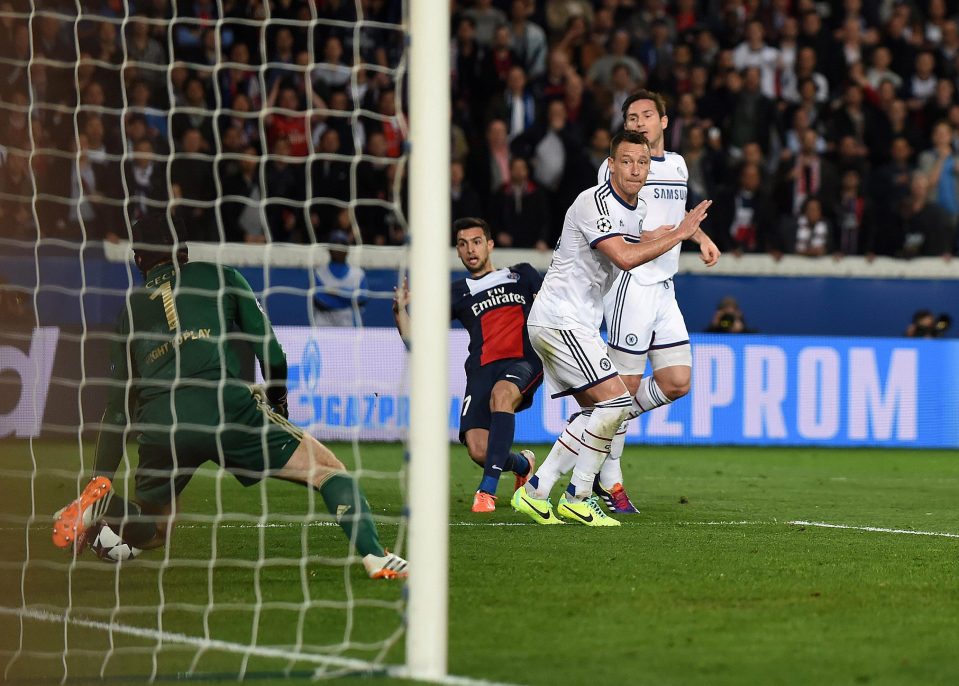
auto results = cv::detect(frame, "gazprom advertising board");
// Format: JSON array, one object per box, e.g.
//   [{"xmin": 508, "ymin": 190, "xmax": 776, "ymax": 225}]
[{"xmin": 270, "ymin": 327, "xmax": 959, "ymax": 448}]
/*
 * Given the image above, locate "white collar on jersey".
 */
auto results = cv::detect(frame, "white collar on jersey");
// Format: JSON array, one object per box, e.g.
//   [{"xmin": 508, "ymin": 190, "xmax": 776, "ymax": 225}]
[
  {"xmin": 464, "ymin": 267, "xmax": 517, "ymax": 295},
  {"xmin": 606, "ymin": 180, "xmax": 638, "ymax": 211}
]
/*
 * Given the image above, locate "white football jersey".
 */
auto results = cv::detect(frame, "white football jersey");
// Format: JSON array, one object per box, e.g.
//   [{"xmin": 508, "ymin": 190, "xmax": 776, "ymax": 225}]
[
  {"xmin": 528, "ymin": 181, "xmax": 646, "ymax": 331},
  {"xmin": 598, "ymin": 151, "xmax": 689, "ymax": 284}
]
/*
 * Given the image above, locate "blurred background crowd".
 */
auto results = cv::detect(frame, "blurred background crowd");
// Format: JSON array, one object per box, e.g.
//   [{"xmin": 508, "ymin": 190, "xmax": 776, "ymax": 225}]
[{"xmin": 2, "ymin": 0, "xmax": 959, "ymax": 260}]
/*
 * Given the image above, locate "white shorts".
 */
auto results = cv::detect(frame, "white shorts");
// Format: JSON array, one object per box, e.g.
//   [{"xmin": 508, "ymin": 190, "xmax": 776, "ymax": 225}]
[
  {"xmin": 603, "ymin": 274, "xmax": 691, "ymax": 375},
  {"xmin": 527, "ymin": 324, "xmax": 619, "ymax": 399}
]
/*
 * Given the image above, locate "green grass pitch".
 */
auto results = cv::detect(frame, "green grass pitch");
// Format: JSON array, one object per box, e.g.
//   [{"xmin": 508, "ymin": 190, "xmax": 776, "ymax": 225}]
[{"xmin": 1, "ymin": 439, "xmax": 958, "ymax": 685}]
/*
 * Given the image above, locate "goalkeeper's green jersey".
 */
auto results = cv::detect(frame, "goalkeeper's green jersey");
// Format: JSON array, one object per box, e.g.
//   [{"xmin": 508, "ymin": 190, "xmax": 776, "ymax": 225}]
[{"xmin": 94, "ymin": 260, "xmax": 287, "ymax": 476}]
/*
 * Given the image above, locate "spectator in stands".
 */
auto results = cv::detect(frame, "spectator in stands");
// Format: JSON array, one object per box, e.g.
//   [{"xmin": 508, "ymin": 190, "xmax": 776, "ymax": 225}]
[
  {"xmin": 264, "ymin": 137, "xmax": 306, "ymax": 242},
  {"xmin": 451, "ymin": 160, "xmax": 481, "ymax": 225},
  {"xmin": 312, "ymin": 230, "xmax": 368, "ymax": 327},
  {"xmin": 128, "ymin": 79, "xmax": 168, "ymax": 141},
  {"xmin": 467, "ymin": 118, "xmax": 511, "ymax": 209},
  {"xmin": 607, "ymin": 62, "xmax": 638, "ymax": 132},
  {"xmin": 732, "ymin": 19, "xmax": 780, "ymax": 99},
  {"xmin": 311, "ymin": 127, "xmax": 350, "ymax": 231},
  {"xmin": 464, "ymin": 0, "xmax": 507, "ymax": 49},
  {"xmin": 896, "ymin": 173, "xmax": 955, "ymax": 259},
  {"xmin": 125, "ymin": 16, "xmax": 167, "ymax": 89},
  {"xmin": 493, "ymin": 156, "xmax": 549, "ymax": 249},
  {"xmin": 708, "ymin": 162, "xmax": 778, "ymax": 256},
  {"xmin": 513, "ymin": 98, "xmax": 592, "ymax": 230},
  {"xmin": 219, "ymin": 41, "xmax": 261, "ymax": 111},
  {"xmin": 865, "ymin": 46, "xmax": 902, "ymax": 92},
  {"xmin": 265, "ymin": 27, "xmax": 298, "ymax": 90},
  {"xmin": 221, "ymin": 144, "xmax": 265, "ymax": 243},
  {"xmin": 562, "ymin": 71, "xmax": 599, "ymax": 144},
  {"xmin": 871, "ymin": 136, "xmax": 917, "ymax": 255},
  {"xmin": 489, "ymin": 65, "xmax": 535, "ymax": 141},
  {"xmin": 125, "ymin": 138, "xmax": 168, "ymax": 224},
  {"xmin": 918, "ymin": 121, "xmax": 959, "ymax": 232},
  {"xmin": 906, "ymin": 51, "xmax": 938, "ymax": 114},
  {"xmin": 480, "ymin": 24, "xmax": 518, "ymax": 98},
  {"xmin": 724, "ymin": 67, "xmax": 777, "ymax": 157},
  {"xmin": 451, "ymin": 17, "xmax": 485, "ymax": 126},
  {"xmin": 834, "ymin": 168, "xmax": 875, "ymax": 258},
  {"xmin": 312, "ymin": 35, "xmax": 351, "ymax": 91},
  {"xmin": 0, "ymin": 150, "xmax": 36, "ymax": 240},
  {"xmin": 172, "ymin": 77, "xmax": 214, "ymax": 148},
  {"xmin": 782, "ymin": 46, "xmax": 829, "ymax": 106},
  {"xmin": 586, "ymin": 29, "xmax": 645, "ymax": 90},
  {"xmin": 355, "ymin": 131, "xmax": 393, "ymax": 245},
  {"xmin": 171, "ymin": 128, "xmax": 216, "ymax": 241},
  {"xmin": 508, "ymin": 0, "xmax": 547, "ymax": 81},
  {"xmin": 788, "ymin": 196, "xmax": 832, "ymax": 257},
  {"xmin": 586, "ymin": 127, "xmax": 610, "ymax": 174},
  {"xmin": 775, "ymin": 127, "xmax": 839, "ymax": 221}
]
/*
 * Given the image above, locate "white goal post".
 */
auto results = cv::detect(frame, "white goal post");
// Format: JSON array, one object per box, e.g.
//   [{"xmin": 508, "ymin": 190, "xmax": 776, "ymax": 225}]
[{"xmin": 406, "ymin": 0, "xmax": 451, "ymax": 680}]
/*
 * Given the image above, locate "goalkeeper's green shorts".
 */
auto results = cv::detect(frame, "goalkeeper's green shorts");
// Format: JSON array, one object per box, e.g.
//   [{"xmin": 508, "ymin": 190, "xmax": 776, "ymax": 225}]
[{"xmin": 133, "ymin": 385, "xmax": 303, "ymax": 506}]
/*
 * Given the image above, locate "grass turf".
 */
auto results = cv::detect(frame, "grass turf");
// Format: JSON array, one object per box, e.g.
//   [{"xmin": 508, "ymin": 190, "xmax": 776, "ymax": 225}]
[{"xmin": 1, "ymin": 439, "xmax": 958, "ymax": 685}]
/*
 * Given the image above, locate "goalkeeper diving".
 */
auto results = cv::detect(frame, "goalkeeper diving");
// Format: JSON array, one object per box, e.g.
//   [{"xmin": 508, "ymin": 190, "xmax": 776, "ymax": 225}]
[{"xmin": 52, "ymin": 213, "xmax": 407, "ymax": 579}]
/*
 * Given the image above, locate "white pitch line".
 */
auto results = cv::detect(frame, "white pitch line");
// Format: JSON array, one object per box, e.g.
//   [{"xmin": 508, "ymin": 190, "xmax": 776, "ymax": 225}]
[
  {"xmin": 789, "ymin": 520, "xmax": 959, "ymax": 539},
  {"xmin": 1, "ymin": 606, "xmax": 524, "ymax": 686}
]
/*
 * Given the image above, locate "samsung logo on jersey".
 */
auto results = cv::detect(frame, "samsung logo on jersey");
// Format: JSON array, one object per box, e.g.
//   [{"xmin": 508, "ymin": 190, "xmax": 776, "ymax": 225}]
[
  {"xmin": 653, "ymin": 187, "xmax": 687, "ymax": 200},
  {"xmin": 470, "ymin": 286, "xmax": 527, "ymax": 316}
]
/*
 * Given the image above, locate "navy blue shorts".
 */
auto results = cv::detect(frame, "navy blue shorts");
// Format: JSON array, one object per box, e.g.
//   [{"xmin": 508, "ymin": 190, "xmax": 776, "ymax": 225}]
[{"xmin": 458, "ymin": 356, "xmax": 543, "ymax": 443}]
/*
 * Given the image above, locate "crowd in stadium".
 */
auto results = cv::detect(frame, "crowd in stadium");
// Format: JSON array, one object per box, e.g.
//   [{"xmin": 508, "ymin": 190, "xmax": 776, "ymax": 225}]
[{"xmin": 2, "ymin": 0, "xmax": 959, "ymax": 260}]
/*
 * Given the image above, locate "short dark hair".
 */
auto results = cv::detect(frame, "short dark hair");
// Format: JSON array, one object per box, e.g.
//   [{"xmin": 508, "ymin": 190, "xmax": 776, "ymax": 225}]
[
  {"xmin": 453, "ymin": 217, "xmax": 492, "ymax": 241},
  {"xmin": 132, "ymin": 213, "xmax": 189, "ymax": 275},
  {"xmin": 609, "ymin": 130, "xmax": 649, "ymax": 159},
  {"xmin": 621, "ymin": 88, "xmax": 667, "ymax": 121}
]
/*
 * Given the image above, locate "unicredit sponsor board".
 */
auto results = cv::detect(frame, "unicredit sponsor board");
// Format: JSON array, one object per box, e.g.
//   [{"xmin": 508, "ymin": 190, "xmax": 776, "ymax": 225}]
[{"xmin": 269, "ymin": 327, "xmax": 959, "ymax": 448}]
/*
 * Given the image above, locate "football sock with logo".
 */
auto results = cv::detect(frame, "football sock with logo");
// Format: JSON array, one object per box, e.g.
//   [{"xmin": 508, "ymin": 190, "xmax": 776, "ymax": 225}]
[
  {"xmin": 526, "ymin": 411, "xmax": 589, "ymax": 499},
  {"xmin": 504, "ymin": 451, "xmax": 529, "ymax": 475},
  {"xmin": 317, "ymin": 474, "xmax": 384, "ymax": 557},
  {"xmin": 598, "ymin": 424, "xmax": 629, "ymax": 489},
  {"xmin": 633, "ymin": 376, "xmax": 674, "ymax": 415},
  {"xmin": 567, "ymin": 394, "xmax": 631, "ymax": 501},
  {"xmin": 101, "ymin": 495, "xmax": 157, "ymax": 548},
  {"xmin": 478, "ymin": 411, "xmax": 518, "ymax": 494}
]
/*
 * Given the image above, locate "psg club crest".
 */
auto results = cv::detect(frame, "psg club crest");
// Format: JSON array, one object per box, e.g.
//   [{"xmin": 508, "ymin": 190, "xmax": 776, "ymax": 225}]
[{"xmin": 596, "ymin": 217, "xmax": 612, "ymax": 233}]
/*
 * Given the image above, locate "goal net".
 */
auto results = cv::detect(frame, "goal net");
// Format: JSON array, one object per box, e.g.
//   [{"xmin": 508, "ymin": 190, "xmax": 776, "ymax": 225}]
[{"xmin": 0, "ymin": 0, "xmax": 450, "ymax": 681}]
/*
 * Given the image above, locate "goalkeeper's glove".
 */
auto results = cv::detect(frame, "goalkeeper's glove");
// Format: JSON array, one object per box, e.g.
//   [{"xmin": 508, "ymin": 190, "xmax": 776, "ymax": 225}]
[
  {"xmin": 266, "ymin": 385, "xmax": 289, "ymax": 419},
  {"xmin": 250, "ymin": 384, "xmax": 289, "ymax": 419}
]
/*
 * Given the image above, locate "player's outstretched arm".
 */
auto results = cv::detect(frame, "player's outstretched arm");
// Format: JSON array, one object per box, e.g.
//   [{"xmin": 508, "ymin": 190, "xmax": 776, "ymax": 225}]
[
  {"xmin": 598, "ymin": 200, "xmax": 711, "ymax": 270},
  {"xmin": 230, "ymin": 268, "xmax": 289, "ymax": 417},
  {"xmin": 392, "ymin": 277, "xmax": 411, "ymax": 350},
  {"xmin": 92, "ymin": 311, "xmax": 135, "ymax": 480}
]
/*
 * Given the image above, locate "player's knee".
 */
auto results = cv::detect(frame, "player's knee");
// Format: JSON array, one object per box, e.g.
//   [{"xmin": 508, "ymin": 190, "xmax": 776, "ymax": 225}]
[
  {"xmin": 465, "ymin": 443, "xmax": 486, "ymax": 466},
  {"xmin": 656, "ymin": 371, "xmax": 691, "ymax": 400},
  {"xmin": 490, "ymin": 382, "xmax": 520, "ymax": 412}
]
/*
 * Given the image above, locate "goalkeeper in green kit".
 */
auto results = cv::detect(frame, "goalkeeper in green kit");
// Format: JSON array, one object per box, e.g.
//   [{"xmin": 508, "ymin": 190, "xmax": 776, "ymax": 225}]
[{"xmin": 52, "ymin": 214, "xmax": 407, "ymax": 579}]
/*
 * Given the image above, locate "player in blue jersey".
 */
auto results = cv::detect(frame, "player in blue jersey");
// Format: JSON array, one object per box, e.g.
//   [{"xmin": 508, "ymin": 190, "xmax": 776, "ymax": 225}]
[{"xmin": 393, "ymin": 217, "xmax": 543, "ymax": 512}]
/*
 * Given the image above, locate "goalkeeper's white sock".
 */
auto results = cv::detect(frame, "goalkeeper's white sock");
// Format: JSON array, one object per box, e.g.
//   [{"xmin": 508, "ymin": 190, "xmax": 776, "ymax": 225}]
[
  {"xmin": 567, "ymin": 393, "xmax": 632, "ymax": 501},
  {"xmin": 598, "ymin": 423, "xmax": 628, "ymax": 489},
  {"xmin": 632, "ymin": 375, "xmax": 674, "ymax": 415},
  {"xmin": 526, "ymin": 411, "xmax": 589, "ymax": 499}
]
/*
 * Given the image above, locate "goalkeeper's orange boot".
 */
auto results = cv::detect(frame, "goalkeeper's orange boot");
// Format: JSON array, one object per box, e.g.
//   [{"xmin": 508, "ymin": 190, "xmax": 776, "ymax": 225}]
[
  {"xmin": 52, "ymin": 477, "xmax": 113, "ymax": 550},
  {"xmin": 363, "ymin": 551, "xmax": 408, "ymax": 580},
  {"xmin": 471, "ymin": 491, "xmax": 496, "ymax": 513},
  {"xmin": 513, "ymin": 449, "xmax": 536, "ymax": 492}
]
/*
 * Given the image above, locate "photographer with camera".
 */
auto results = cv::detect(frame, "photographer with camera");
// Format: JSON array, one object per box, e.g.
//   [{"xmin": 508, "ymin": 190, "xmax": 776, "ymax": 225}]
[
  {"xmin": 706, "ymin": 295, "xmax": 755, "ymax": 334},
  {"xmin": 905, "ymin": 309, "xmax": 952, "ymax": 338}
]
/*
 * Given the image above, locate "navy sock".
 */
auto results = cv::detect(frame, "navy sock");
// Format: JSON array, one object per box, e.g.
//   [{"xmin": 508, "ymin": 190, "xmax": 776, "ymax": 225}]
[
  {"xmin": 502, "ymin": 452, "xmax": 529, "ymax": 475},
  {"xmin": 478, "ymin": 411, "xmax": 516, "ymax": 494},
  {"xmin": 103, "ymin": 495, "xmax": 157, "ymax": 547}
]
